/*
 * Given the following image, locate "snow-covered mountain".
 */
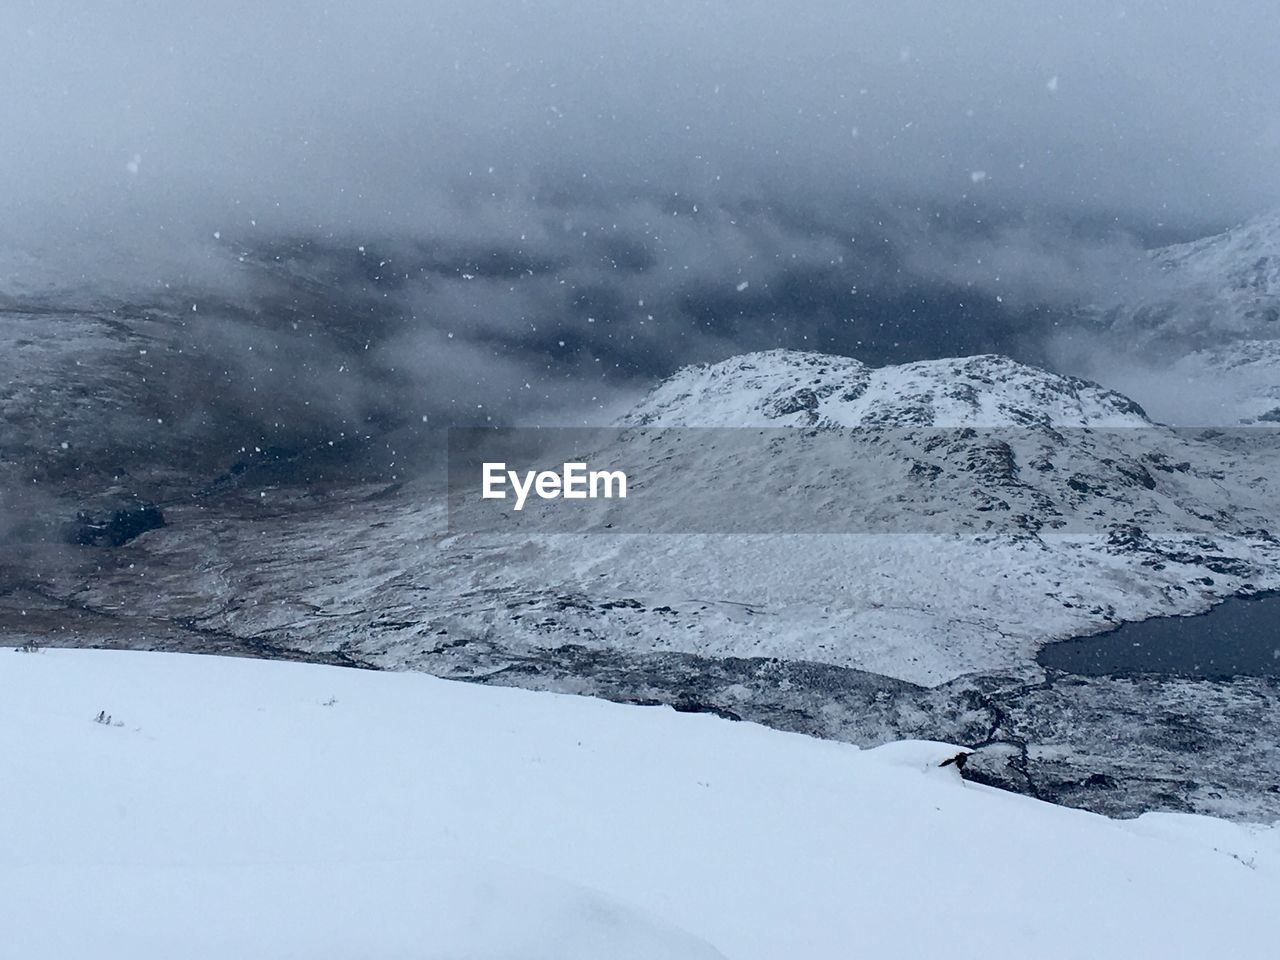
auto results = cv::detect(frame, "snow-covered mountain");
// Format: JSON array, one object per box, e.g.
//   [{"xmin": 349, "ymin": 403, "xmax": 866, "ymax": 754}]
[
  {"xmin": 1101, "ymin": 210, "xmax": 1280, "ymax": 347},
  {"xmin": 1079, "ymin": 212, "xmax": 1280, "ymax": 425},
  {"xmin": 460, "ymin": 350, "xmax": 1273, "ymax": 538},
  {"xmin": 13, "ymin": 346, "xmax": 1279, "ymax": 819},
  {"xmin": 1054, "ymin": 212, "xmax": 1280, "ymax": 427},
  {"xmin": 53, "ymin": 348, "xmax": 1278, "ymax": 683},
  {"xmin": 4, "ymin": 648, "xmax": 1276, "ymax": 960}
]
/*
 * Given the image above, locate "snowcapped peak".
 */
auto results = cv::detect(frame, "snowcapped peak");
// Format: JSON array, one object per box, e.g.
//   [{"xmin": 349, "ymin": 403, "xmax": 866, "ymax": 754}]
[
  {"xmin": 619, "ymin": 350, "xmax": 870, "ymax": 428},
  {"xmin": 621, "ymin": 349, "xmax": 1150, "ymax": 429}
]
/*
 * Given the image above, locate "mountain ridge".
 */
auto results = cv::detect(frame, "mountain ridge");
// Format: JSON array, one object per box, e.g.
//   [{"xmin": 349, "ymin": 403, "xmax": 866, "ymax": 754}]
[{"xmin": 621, "ymin": 349, "xmax": 1151, "ymax": 429}]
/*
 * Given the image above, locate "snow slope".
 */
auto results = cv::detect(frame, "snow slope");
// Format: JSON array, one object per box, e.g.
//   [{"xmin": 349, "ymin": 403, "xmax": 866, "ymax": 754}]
[
  {"xmin": 2, "ymin": 649, "xmax": 1276, "ymax": 960},
  {"xmin": 1107, "ymin": 210, "xmax": 1280, "ymax": 346}
]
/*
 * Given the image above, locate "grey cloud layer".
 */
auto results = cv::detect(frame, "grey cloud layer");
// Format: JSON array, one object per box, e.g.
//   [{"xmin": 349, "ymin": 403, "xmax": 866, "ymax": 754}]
[{"xmin": 3, "ymin": 1, "xmax": 1277, "ymax": 239}]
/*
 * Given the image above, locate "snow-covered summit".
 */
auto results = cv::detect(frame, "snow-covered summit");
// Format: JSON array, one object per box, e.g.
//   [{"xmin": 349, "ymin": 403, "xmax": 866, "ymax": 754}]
[
  {"xmin": 591, "ymin": 348, "xmax": 1269, "ymax": 544},
  {"xmin": 622, "ymin": 349, "xmax": 1150, "ymax": 429}
]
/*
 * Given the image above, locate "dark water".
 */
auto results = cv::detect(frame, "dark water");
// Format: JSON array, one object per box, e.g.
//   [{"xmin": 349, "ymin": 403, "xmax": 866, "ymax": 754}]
[{"xmin": 1038, "ymin": 594, "xmax": 1280, "ymax": 679}]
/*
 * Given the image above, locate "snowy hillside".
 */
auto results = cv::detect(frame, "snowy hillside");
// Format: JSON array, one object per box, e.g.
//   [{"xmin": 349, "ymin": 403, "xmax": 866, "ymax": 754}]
[
  {"xmin": 1144, "ymin": 210, "xmax": 1280, "ymax": 341},
  {"xmin": 1092, "ymin": 211, "xmax": 1280, "ymax": 348},
  {"xmin": 2, "ymin": 648, "xmax": 1276, "ymax": 960},
  {"xmin": 1079, "ymin": 212, "xmax": 1280, "ymax": 425}
]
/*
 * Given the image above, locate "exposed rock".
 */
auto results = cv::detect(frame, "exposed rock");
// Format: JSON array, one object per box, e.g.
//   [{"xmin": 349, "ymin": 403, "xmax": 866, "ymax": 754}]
[{"xmin": 69, "ymin": 502, "xmax": 165, "ymax": 547}]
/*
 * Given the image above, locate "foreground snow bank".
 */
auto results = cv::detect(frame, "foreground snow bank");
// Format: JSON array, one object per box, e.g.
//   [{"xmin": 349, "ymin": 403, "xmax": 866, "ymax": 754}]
[{"xmin": 1, "ymin": 650, "xmax": 1276, "ymax": 959}]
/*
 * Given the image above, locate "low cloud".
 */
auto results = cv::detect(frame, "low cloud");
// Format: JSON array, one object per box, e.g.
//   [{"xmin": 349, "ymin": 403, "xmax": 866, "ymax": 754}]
[{"xmin": 3, "ymin": 2, "xmax": 1279, "ymax": 483}]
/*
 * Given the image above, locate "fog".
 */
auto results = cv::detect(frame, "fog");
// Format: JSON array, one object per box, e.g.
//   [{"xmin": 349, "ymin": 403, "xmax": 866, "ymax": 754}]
[{"xmin": 2, "ymin": 1, "xmax": 1279, "ymax": 485}]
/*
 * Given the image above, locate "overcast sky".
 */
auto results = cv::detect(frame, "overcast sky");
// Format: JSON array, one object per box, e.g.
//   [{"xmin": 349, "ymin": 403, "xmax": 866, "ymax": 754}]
[
  {"xmin": 3, "ymin": 1, "xmax": 1277, "ymax": 242},
  {"xmin": 3, "ymin": 2, "xmax": 1279, "ymax": 456}
]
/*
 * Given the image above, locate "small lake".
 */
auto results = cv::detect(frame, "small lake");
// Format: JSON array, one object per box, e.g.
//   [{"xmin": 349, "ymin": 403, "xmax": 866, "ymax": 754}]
[{"xmin": 1038, "ymin": 593, "xmax": 1280, "ymax": 679}]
